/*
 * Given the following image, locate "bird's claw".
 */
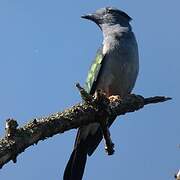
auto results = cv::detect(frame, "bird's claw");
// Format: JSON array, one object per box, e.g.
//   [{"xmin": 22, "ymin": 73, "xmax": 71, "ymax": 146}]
[{"xmin": 109, "ymin": 95, "xmax": 121, "ymax": 102}]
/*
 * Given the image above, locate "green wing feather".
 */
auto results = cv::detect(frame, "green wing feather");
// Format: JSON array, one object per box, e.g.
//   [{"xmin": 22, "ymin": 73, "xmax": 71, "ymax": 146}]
[{"xmin": 84, "ymin": 47, "xmax": 105, "ymax": 94}]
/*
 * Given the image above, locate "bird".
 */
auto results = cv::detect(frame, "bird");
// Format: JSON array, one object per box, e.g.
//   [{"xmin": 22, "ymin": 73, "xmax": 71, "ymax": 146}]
[{"xmin": 63, "ymin": 7, "xmax": 139, "ymax": 180}]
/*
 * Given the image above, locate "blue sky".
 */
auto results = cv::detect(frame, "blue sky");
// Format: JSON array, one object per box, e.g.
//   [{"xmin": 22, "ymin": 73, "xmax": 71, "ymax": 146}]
[{"xmin": 0, "ymin": 1, "xmax": 179, "ymax": 180}]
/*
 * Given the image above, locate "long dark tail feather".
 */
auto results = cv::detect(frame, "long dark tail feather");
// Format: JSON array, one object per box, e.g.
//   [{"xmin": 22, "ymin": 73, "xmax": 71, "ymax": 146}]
[
  {"xmin": 63, "ymin": 116, "xmax": 116, "ymax": 180},
  {"xmin": 63, "ymin": 149, "xmax": 87, "ymax": 180}
]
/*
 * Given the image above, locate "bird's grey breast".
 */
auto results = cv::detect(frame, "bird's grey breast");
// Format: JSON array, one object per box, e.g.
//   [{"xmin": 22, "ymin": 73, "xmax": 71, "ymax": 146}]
[{"xmin": 97, "ymin": 31, "xmax": 139, "ymax": 97}]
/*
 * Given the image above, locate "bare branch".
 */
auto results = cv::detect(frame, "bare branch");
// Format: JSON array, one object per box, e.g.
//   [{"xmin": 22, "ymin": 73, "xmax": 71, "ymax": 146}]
[{"xmin": 0, "ymin": 85, "xmax": 171, "ymax": 168}]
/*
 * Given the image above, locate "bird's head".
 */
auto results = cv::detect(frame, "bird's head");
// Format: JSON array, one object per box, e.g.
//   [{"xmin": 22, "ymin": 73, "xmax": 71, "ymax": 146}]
[{"xmin": 81, "ymin": 7, "xmax": 132, "ymax": 29}]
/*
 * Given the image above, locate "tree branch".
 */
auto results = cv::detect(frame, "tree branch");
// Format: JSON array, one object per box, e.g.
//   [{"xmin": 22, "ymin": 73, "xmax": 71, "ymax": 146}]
[{"xmin": 0, "ymin": 84, "xmax": 171, "ymax": 168}]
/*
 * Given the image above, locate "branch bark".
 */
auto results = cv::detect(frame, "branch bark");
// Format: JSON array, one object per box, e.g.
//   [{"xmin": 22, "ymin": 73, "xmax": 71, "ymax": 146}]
[{"xmin": 0, "ymin": 85, "xmax": 171, "ymax": 169}]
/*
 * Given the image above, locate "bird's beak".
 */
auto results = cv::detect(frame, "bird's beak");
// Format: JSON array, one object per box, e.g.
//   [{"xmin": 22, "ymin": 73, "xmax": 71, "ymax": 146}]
[{"xmin": 81, "ymin": 14, "xmax": 97, "ymax": 22}]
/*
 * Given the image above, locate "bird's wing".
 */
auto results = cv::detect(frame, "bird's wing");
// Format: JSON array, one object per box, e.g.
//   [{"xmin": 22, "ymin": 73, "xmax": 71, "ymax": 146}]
[
  {"xmin": 73, "ymin": 46, "xmax": 110, "ymax": 155},
  {"xmin": 84, "ymin": 46, "xmax": 106, "ymax": 94}
]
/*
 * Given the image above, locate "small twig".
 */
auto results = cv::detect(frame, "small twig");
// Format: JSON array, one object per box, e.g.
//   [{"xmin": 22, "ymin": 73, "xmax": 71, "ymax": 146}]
[
  {"xmin": 144, "ymin": 96, "xmax": 172, "ymax": 105},
  {"xmin": 5, "ymin": 119, "xmax": 18, "ymax": 138},
  {"xmin": 100, "ymin": 118, "xmax": 115, "ymax": 155},
  {"xmin": 76, "ymin": 83, "xmax": 93, "ymax": 104}
]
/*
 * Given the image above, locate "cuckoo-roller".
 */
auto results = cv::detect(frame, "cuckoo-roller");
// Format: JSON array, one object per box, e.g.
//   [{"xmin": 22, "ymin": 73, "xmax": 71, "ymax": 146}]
[{"xmin": 63, "ymin": 7, "xmax": 139, "ymax": 180}]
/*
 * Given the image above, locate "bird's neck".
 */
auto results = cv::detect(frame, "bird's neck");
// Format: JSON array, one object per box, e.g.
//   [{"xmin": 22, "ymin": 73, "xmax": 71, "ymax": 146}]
[
  {"xmin": 102, "ymin": 24, "xmax": 131, "ymax": 40},
  {"xmin": 101, "ymin": 24, "xmax": 132, "ymax": 54}
]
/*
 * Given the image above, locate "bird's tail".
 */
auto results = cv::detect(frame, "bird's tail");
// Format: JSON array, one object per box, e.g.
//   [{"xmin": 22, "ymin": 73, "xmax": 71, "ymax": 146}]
[{"xmin": 63, "ymin": 148, "xmax": 87, "ymax": 180}]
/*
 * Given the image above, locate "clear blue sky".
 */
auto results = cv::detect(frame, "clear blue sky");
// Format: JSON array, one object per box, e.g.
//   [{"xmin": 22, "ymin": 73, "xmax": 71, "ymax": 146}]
[{"xmin": 0, "ymin": 1, "xmax": 179, "ymax": 180}]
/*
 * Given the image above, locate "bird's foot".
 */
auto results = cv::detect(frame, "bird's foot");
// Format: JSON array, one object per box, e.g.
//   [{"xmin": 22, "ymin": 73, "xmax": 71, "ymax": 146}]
[
  {"xmin": 108, "ymin": 95, "xmax": 122, "ymax": 114},
  {"xmin": 109, "ymin": 95, "xmax": 121, "ymax": 102}
]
